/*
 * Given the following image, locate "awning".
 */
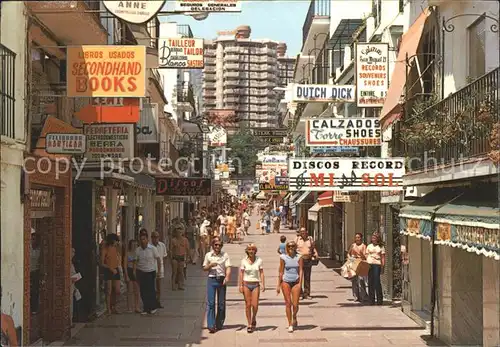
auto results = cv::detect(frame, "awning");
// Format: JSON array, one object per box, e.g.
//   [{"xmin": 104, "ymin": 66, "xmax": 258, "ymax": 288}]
[
  {"xmin": 290, "ymin": 191, "xmax": 311, "ymax": 208},
  {"xmin": 308, "ymin": 202, "xmax": 321, "ymax": 222},
  {"xmin": 256, "ymin": 191, "xmax": 267, "ymax": 200},
  {"xmin": 318, "ymin": 191, "xmax": 334, "ymax": 207},
  {"xmin": 380, "ymin": 8, "xmax": 431, "ymax": 130},
  {"xmin": 399, "ymin": 187, "xmax": 464, "ymax": 221}
]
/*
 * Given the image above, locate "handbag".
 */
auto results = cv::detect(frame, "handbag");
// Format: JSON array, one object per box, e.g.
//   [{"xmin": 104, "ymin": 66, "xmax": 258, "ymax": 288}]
[{"xmin": 309, "ymin": 238, "xmax": 319, "ymax": 266}]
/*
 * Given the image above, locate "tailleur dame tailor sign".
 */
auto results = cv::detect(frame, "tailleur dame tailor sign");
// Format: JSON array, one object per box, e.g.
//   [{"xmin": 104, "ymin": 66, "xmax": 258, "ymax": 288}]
[
  {"xmin": 292, "ymin": 84, "xmax": 356, "ymax": 103},
  {"xmin": 288, "ymin": 158, "xmax": 405, "ymax": 191},
  {"xmin": 306, "ymin": 118, "xmax": 381, "ymax": 147},
  {"xmin": 103, "ymin": 1, "xmax": 166, "ymax": 24},
  {"xmin": 355, "ymin": 43, "xmax": 389, "ymax": 107},
  {"xmin": 158, "ymin": 38, "xmax": 204, "ymax": 69},
  {"xmin": 156, "ymin": 178, "xmax": 212, "ymax": 196}
]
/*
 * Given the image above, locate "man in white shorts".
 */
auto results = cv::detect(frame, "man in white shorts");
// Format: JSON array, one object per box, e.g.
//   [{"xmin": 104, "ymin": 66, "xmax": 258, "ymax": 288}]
[{"xmin": 151, "ymin": 231, "xmax": 168, "ymax": 308}]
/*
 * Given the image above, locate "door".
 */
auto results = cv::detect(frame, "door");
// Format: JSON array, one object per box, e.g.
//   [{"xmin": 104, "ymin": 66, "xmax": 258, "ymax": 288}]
[
  {"xmin": 391, "ymin": 208, "xmax": 402, "ymax": 299},
  {"xmin": 30, "ymin": 217, "xmax": 52, "ymax": 343}
]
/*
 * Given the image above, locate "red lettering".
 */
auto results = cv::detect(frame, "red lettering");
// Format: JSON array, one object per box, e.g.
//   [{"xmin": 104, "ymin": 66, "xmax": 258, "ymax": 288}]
[
  {"xmin": 76, "ymin": 77, "xmax": 87, "ymax": 92},
  {"xmin": 374, "ymin": 173, "xmax": 385, "ymax": 186},
  {"xmin": 101, "ymin": 77, "xmax": 112, "ymax": 92},
  {"xmin": 127, "ymin": 77, "xmax": 137, "ymax": 92}
]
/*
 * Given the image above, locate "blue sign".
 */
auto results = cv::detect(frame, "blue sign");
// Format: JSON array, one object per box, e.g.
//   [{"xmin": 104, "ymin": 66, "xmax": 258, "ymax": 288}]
[
  {"xmin": 275, "ymin": 176, "xmax": 289, "ymax": 185},
  {"xmin": 311, "ymin": 146, "xmax": 359, "ymax": 154}
]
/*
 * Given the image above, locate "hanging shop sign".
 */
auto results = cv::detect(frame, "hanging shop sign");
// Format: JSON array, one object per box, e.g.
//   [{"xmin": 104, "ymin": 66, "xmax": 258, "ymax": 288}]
[
  {"xmin": 137, "ymin": 103, "xmax": 159, "ymax": 143},
  {"xmin": 355, "ymin": 43, "xmax": 389, "ymax": 107},
  {"xmin": 77, "ymin": 98, "xmax": 141, "ymax": 123},
  {"xmin": 305, "ymin": 118, "xmax": 381, "ymax": 146},
  {"xmin": 253, "ymin": 129, "xmax": 288, "ymax": 137},
  {"xmin": 30, "ymin": 189, "xmax": 54, "ymax": 211},
  {"xmin": 311, "ymin": 146, "xmax": 359, "ymax": 154},
  {"xmin": 84, "ymin": 123, "xmax": 135, "ymax": 161},
  {"xmin": 291, "ymin": 84, "xmax": 356, "ymax": 103},
  {"xmin": 453, "ymin": 225, "xmax": 499, "ymax": 251},
  {"xmin": 334, "ymin": 191, "xmax": 359, "ymax": 202},
  {"xmin": 259, "ymin": 176, "xmax": 289, "ymax": 191},
  {"xmin": 103, "ymin": 1, "xmax": 166, "ymax": 24},
  {"xmin": 67, "ymin": 45, "xmax": 146, "ymax": 98},
  {"xmin": 172, "ymin": 0, "xmax": 242, "ymax": 12},
  {"xmin": 208, "ymin": 126, "xmax": 227, "ymax": 147},
  {"xmin": 436, "ymin": 223, "xmax": 451, "ymax": 241},
  {"xmin": 158, "ymin": 38, "xmax": 204, "ymax": 69},
  {"xmin": 45, "ymin": 133, "xmax": 86, "ymax": 154},
  {"xmin": 406, "ymin": 219, "xmax": 420, "ymax": 235},
  {"xmin": 288, "ymin": 158, "xmax": 405, "ymax": 191},
  {"xmin": 156, "ymin": 178, "xmax": 212, "ymax": 196},
  {"xmin": 260, "ymin": 137, "xmax": 284, "ymax": 145}
]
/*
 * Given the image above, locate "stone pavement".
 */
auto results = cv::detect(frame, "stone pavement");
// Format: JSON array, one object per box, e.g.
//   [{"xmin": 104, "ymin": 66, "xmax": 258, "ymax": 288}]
[{"xmin": 65, "ymin": 215, "xmax": 443, "ymax": 346}]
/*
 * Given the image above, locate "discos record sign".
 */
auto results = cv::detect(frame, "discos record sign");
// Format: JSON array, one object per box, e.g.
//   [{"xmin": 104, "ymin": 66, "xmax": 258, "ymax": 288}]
[{"xmin": 103, "ymin": 1, "xmax": 166, "ymax": 24}]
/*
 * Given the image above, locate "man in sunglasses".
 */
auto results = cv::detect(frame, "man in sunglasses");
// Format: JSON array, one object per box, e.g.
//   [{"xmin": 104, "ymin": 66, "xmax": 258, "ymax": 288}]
[{"xmin": 203, "ymin": 239, "xmax": 232, "ymax": 333}]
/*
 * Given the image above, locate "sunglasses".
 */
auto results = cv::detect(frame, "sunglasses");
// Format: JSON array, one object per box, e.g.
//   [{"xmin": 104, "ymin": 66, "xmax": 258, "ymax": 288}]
[
  {"xmin": 214, "ymin": 243, "xmax": 222, "ymax": 247},
  {"xmin": 287, "ymin": 245, "xmax": 296, "ymax": 248}
]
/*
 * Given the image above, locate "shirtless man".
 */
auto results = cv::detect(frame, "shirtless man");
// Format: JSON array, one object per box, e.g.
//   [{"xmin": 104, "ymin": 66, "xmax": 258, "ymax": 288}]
[{"xmin": 169, "ymin": 227, "xmax": 189, "ymax": 290}]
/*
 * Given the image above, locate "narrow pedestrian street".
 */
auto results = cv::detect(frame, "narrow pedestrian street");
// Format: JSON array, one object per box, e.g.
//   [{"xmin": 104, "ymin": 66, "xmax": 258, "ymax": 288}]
[{"xmin": 65, "ymin": 215, "xmax": 438, "ymax": 347}]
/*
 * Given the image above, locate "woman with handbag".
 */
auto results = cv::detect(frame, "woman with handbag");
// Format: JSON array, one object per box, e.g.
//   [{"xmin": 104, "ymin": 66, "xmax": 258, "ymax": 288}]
[
  {"xmin": 347, "ymin": 233, "xmax": 369, "ymax": 303},
  {"xmin": 295, "ymin": 228, "xmax": 318, "ymax": 300}
]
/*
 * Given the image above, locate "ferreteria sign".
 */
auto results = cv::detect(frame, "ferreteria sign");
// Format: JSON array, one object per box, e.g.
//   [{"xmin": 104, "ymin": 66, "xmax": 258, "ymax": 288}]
[
  {"xmin": 103, "ymin": 1, "xmax": 166, "ymax": 24},
  {"xmin": 288, "ymin": 158, "xmax": 405, "ymax": 191},
  {"xmin": 158, "ymin": 38, "xmax": 204, "ymax": 69},
  {"xmin": 305, "ymin": 118, "xmax": 381, "ymax": 147},
  {"xmin": 292, "ymin": 84, "xmax": 356, "ymax": 103},
  {"xmin": 84, "ymin": 123, "xmax": 135, "ymax": 161},
  {"xmin": 66, "ymin": 46, "xmax": 146, "ymax": 98},
  {"xmin": 173, "ymin": 0, "xmax": 242, "ymax": 12},
  {"xmin": 355, "ymin": 43, "xmax": 389, "ymax": 107}
]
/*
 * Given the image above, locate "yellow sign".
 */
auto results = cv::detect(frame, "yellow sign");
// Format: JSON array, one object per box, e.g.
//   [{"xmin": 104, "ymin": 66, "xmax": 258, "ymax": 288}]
[
  {"xmin": 407, "ymin": 219, "xmax": 420, "ymax": 234},
  {"xmin": 436, "ymin": 223, "xmax": 451, "ymax": 241},
  {"xmin": 66, "ymin": 45, "xmax": 146, "ymax": 97}
]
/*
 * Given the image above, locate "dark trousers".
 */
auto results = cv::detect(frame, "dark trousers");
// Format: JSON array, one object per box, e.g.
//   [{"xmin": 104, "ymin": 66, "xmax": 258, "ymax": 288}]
[
  {"xmin": 137, "ymin": 270, "xmax": 157, "ymax": 312},
  {"xmin": 30, "ymin": 270, "xmax": 40, "ymax": 313},
  {"xmin": 206, "ymin": 277, "xmax": 226, "ymax": 330},
  {"xmin": 368, "ymin": 264, "xmax": 383, "ymax": 304},
  {"xmin": 302, "ymin": 259, "xmax": 312, "ymax": 297}
]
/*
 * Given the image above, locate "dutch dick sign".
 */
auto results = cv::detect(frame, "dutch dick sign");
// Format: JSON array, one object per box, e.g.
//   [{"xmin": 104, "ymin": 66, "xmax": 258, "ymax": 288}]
[{"xmin": 292, "ymin": 84, "xmax": 356, "ymax": 103}]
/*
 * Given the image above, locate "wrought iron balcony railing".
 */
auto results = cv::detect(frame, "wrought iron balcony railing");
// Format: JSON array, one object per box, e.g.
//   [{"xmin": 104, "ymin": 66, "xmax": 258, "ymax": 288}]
[
  {"xmin": 177, "ymin": 24, "xmax": 193, "ymax": 38},
  {"xmin": 302, "ymin": 0, "xmax": 331, "ymax": 45},
  {"xmin": 1, "ymin": 44, "xmax": 16, "ymax": 138},
  {"xmin": 392, "ymin": 67, "xmax": 499, "ymax": 172}
]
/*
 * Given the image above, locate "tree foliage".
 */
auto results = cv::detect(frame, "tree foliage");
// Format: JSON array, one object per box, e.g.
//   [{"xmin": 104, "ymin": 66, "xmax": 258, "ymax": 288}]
[{"xmin": 227, "ymin": 127, "xmax": 262, "ymax": 176}]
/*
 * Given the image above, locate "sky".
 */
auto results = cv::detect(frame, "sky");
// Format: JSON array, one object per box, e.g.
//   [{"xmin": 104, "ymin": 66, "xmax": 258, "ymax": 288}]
[{"xmin": 161, "ymin": 1, "xmax": 311, "ymax": 57}]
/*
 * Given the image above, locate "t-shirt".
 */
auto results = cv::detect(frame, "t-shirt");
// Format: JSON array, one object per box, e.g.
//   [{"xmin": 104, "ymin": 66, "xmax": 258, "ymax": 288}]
[
  {"xmin": 217, "ymin": 215, "xmax": 228, "ymax": 225},
  {"xmin": 366, "ymin": 244, "xmax": 385, "ymax": 265},
  {"xmin": 278, "ymin": 242, "xmax": 286, "ymax": 254},
  {"xmin": 281, "ymin": 254, "xmax": 300, "ymax": 282},
  {"xmin": 240, "ymin": 257, "xmax": 263, "ymax": 282},
  {"xmin": 203, "ymin": 251, "xmax": 231, "ymax": 277},
  {"xmin": 135, "ymin": 245, "xmax": 160, "ymax": 272},
  {"xmin": 152, "ymin": 242, "xmax": 168, "ymax": 271}
]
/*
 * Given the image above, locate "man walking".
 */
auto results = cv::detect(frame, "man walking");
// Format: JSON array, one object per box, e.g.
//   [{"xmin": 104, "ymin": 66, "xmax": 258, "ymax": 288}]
[
  {"xmin": 134, "ymin": 231, "xmax": 161, "ymax": 315},
  {"xmin": 295, "ymin": 227, "xmax": 318, "ymax": 300},
  {"xmin": 151, "ymin": 231, "xmax": 167, "ymax": 308},
  {"xmin": 170, "ymin": 227, "xmax": 189, "ymax": 290}
]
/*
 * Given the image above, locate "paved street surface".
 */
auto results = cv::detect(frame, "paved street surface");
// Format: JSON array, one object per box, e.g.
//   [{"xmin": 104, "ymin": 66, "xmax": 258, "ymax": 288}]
[{"xmin": 66, "ymin": 215, "xmax": 441, "ymax": 346}]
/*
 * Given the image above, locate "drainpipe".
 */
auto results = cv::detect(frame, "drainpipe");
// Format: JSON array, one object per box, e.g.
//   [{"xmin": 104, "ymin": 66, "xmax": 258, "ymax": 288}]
[{"xmin": 429, "ymin": 192, "xmax": 465, "ymax": 337}]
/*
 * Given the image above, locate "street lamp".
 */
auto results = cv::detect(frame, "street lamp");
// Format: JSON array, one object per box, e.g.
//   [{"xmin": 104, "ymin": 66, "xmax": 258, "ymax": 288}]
[{"xmin": 190, "ymin": 12, "xmax": 209, "ymax": 21}]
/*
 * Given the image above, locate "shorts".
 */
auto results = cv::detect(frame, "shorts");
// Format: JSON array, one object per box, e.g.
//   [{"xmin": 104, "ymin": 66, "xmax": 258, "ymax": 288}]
[
  {"xmin": 127, "ymin": 267, "xmax": 136, "ymax": 281},
  {"xmin": 104, "ymin": 268, "xmax": 121, "ymax": 281}
]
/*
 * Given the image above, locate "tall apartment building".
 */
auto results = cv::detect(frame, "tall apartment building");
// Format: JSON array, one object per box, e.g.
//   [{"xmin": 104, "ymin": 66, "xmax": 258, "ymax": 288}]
[{"xmin": 202, "ymin": 25, "xmax": 295, "ymax": 129}]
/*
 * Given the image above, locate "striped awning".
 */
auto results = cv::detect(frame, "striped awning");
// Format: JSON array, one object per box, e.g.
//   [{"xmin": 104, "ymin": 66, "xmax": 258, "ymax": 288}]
[{"xmin": 318, "ymin": 191, "xmax": 334, "ymax": 207}]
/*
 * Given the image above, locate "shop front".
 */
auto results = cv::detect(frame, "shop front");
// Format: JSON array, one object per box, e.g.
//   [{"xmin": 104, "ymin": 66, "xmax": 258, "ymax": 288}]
[
  {"xmin": 24, "ymin": 155, "xmax": 73, "ymax": 344},
  {"xmin": 398, "ymin": 183, "xmax": 500, "ymax": 346}
]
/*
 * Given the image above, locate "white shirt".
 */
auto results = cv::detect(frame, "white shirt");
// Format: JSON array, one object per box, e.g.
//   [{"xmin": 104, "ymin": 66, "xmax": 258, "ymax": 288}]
[
  {"xmin": 242, "ymin": 212, "xmax": 250, "ymax": 221},
  {"xmin": 152, "ymin": 242, "xmax": 167, "ymax": 270},
  {"xmin": 366, "ymin": 244, "xmax": 385, "ymax": 265},
  {"xmin": 217, "ymin": 215, "xmax": 228, "ymax": 225},
  {"xmin": 135, "ymin": 245, "xmax": 160, "ymax": 272},
  {"xmin": 240, "ymin": 257, "xmax": 263, "ymax": 282},
  {"xmin": 203, "ymin": 251, "xmax": 231, "ymax": 277},
  {"xmin": 200, "ymin": 220, "xmax": 210, "ymax": 236}
]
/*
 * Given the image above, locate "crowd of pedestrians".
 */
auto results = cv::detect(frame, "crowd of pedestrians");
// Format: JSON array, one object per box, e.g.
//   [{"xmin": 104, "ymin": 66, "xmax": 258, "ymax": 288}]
[{"xmin": 97, "ymin": 195, "xmax": 386, "ymax": 332}]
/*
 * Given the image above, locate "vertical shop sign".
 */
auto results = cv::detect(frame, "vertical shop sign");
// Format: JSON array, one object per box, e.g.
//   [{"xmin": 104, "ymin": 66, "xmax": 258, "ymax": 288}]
[{"xmin": 356, "ymin": 43, "xmax": 389, "ymax": 107}]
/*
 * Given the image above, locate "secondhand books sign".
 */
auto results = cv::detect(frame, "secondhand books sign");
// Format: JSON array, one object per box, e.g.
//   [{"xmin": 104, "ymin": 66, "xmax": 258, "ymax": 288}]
[
  {"xmin": 292, "ymin": 84, "xmax": 356, "ymax": 103},
  {"xmin": 305, "ymin": 118, "xmax": 381, "ymax": 146},
  {"xmin": 67, "ymin": 46, "xmax": 146, "ymax": 97},
  {"xmin": 84, "ymin": 123, "xmax": 135, "ymax": 161},
  {"xmin": 355, "ymin": 43, "xmax": 389, "ymax": 107},
  {"xmin": 158, "ymin": 38, "xmax": 204, "ymax": 69},
  {"xmin": 288, "ymin": 158, "xmax": 405, "ymax": 191},
  {"xmin": 156, "ymin": 178, "xmax": 212, "ymax": 196}
]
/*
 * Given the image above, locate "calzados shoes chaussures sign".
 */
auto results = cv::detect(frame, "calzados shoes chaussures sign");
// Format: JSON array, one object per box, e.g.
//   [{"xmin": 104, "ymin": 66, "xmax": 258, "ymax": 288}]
[{"xmin": 103, "ymin": 1, "xmax": 166, "ymax": 24}]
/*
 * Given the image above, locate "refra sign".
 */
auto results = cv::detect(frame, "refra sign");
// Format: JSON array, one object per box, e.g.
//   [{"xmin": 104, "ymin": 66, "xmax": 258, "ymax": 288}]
[
  {"xmin": 356, "ymin": 43, "xmax": 389, "ymax": 107},
  {"xmin": 306, "ymin": 118, "xmax": 381, "ymax": 147},
  {"xmin": 292, "ymin": 84, "xmax": 356, "ymax": 103},
  {"xmin": 288, "ymin": 158, "xmax": 405, "ymax": 191},
  {"xmin": 158, "ymin": 38, "xmax": 204, "ymax": 69},
  {"xmin": 67, "ymin": 46, "xmax": 146, "ymax": 98},
  {"xmin": 103, "ymin": 1, "xmax": 166, "ymax": 24}
]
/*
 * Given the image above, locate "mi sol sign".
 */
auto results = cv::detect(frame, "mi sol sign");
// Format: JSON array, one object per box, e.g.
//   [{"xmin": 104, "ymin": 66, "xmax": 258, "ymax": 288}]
[
  {"xmin": 288, "ymin": 158, "xmax": 405, "ymax": 191},
  {"xmin": 156, "ymin": 178, "xmax": 212, "ymax": 196},
  {"xmin": 67, "ymin": 46, "xmax": 146, "ymax": 98}
]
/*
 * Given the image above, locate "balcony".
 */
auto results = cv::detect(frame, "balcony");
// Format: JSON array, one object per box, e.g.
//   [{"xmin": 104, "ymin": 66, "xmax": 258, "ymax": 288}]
[
  {"xmin": 205, "ymin": 57, "xmax": 216, "ymax": 65},
  {"xmin": 26, "ymin": 0, "xmax": 107, "ymax": 44},
  {"xmin": 177, "ymin": 24, "xmax": 193, "ymax": 38},
  {"xmin": 203, "ymin": 82, "xmax": 216, "ymax": 89},
  {"xmin": 1, "ymin": 44, "xmax": 15, "ymax": 138},
  {"xmin": 302, "ymin": 0, "xmax": 330, "ymax": 55},
  {"xmin": 176, "ymin": 82, "xmax": 195, "ymax": 112},
  {"xmin": 393, "ymin": 67, "xmax": 499, "ymax": 181}
]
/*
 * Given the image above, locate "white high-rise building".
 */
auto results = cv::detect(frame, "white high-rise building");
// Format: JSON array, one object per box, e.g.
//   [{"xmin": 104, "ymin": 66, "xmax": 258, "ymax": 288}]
[{"xmin": 202, "ymin": 25, "xmax": 295, "ymax": 129}]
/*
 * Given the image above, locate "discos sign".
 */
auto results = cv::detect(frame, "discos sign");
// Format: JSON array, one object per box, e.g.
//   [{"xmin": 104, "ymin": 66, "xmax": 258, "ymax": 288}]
[
  {"xmin": 67, "ymin": 46, "xmax": 146, "ymax": 98},
  {"xmin": 103, "ymin": 1, "xmax": 166, "ymax": 24},
  {"xmin": 288, "ymin": 158, "xmax": 405, "ymax": 191},
  {"xmin": 159, "ymin": 38, "xmax": 204, "ymax": 69},
  {"xmin": 306, "ymin": 118, "xmax": 381, "ymax": 147}
]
